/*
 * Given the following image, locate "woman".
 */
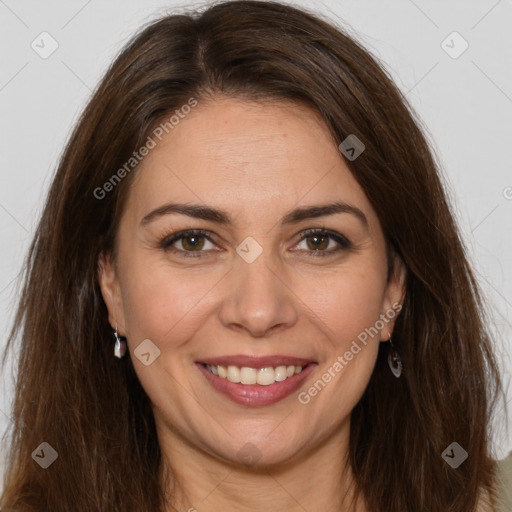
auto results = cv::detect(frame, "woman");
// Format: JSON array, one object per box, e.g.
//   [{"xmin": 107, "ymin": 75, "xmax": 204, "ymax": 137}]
[{"xmin": 1, "ymin": 1, "xmax": 510, "ymax": 510}]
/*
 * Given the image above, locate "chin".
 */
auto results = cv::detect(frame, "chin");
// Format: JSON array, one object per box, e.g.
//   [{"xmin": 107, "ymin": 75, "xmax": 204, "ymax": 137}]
[{"xmin": 209, "ymin": 435, "xmax": 307, "ymax": 470}]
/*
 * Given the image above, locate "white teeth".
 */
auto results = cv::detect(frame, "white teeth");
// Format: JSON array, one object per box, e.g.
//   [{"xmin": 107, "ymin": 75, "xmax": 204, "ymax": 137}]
[
  {"xmin": 274, "ymin": 365, "xmax": 288, "ymax": 382},
  {"xmin": 217, "ymin": 365, "xmax": 227, "ymax": 379},
  {"xmin": 240, "ymin": 367, "xmax": 257, "ymax": 385},
  {"xmin": 257, "ymin": 367, "xmax": 275, "ymax": 386},
  {"xmin": 205, "ymin": 363, "xmax": 307, "ymax": 385},
  {"xmin": 227, "ymin": 365, "xmax": 240, "ymax": 383}
]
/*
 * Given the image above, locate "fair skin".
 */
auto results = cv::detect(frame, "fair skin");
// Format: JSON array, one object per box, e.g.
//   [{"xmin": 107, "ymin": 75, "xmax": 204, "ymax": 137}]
[{"xmin": 98, "ymin": 97, "xmax": 407, "ymax": 512}]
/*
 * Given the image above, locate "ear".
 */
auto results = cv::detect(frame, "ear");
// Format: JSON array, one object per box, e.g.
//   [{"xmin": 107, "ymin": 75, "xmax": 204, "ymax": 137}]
[
  {"xmin": 97, "ymin": 251, "xmax": 126, "ymax": 335},
  {"xmin": 380, "ymin": 254, "xmax": 406, "ymax": 341}
]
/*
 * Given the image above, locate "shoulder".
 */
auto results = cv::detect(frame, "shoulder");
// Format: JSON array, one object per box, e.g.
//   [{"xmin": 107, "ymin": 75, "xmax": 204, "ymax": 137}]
[{"xmin": 495, "ymin": 450, "xmax": 512, "ymax": 512}]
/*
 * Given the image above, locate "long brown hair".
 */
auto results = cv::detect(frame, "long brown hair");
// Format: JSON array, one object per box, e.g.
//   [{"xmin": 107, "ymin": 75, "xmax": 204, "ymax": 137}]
[{"xmin": 1, "ymin": 1, "xmax": 506, "ymax": 510}]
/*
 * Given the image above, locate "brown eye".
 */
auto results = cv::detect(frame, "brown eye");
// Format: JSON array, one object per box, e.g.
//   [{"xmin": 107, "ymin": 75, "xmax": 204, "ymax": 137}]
[
  {"xmin": 160, "ymin": 229, "xmax": 216, "ymax": 257},
  {"xmin": 179, "ymin": 233, "xmax": 206, "ymax": 251},
  {"xmin": 294, "ymin": 229, "xmax": 351, "ymax": 257},
  {"xmin": 304, "ymin": 233, "xmax": 330, "ymax": 251}
]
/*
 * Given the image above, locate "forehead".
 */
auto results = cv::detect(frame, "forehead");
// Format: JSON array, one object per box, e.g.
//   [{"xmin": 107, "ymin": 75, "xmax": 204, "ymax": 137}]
[{"xmin": 123, "ymin": 97, "xmax": 378, "ymax": 230}]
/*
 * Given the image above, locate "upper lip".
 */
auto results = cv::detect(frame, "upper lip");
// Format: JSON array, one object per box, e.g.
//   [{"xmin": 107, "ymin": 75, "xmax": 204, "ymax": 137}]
[{"xmin": 197, "ymin": 355, "xmax": 316, "ymax": 368}]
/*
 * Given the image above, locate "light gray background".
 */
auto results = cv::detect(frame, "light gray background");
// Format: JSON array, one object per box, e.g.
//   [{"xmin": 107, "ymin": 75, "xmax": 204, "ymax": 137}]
[{"xmin": 1, "ymin": 0, "xmax": 511, "ymax": 482}]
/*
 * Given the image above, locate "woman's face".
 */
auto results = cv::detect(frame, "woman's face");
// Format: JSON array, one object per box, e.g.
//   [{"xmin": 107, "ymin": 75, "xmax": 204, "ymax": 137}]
[{"xmin": 98, "ymin": 97, "xmax": 405, "ymax": 467}]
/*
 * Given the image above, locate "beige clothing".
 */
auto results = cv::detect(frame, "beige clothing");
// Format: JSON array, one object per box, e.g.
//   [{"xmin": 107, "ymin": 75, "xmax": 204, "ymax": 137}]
[{"xmin": 496, "ymin": 450, "xmax": 512, "ymax": 511}]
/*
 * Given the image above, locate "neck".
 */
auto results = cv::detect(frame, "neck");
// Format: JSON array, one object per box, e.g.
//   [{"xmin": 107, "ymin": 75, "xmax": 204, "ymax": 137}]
[{"xmin": 157, "ymin": 415, "xmax": 366, "ymax": 512}]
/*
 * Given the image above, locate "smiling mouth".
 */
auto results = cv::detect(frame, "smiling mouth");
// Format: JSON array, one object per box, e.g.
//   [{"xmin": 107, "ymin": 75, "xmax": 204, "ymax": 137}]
[
  {"xmin": 201, "ymin": 363, "xmax": 311, "ymax": 386},
  {"xmin": 196, "ymin": 361, "xmax": 318, "ymax": 406}
]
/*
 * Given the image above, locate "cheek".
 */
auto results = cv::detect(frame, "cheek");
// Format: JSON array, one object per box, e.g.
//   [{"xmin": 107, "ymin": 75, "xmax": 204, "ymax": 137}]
[
  {"xmin": 120, "ymin": 259, "xmax": 386, "ymax": 346},
  {"xmin": 118, "ymin": 254, "xmax": 224, "ymax": 345},
  {"xmin": 295, "ymin": 267, "xmax": 385, "ymax": 423},
  {"xmin": 298, "ymin": 263, "xmax": 387, "ymax": 347}
]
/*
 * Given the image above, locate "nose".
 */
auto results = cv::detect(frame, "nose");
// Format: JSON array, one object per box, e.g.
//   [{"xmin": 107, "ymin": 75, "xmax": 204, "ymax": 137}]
[{"xmin": 218, "ymin": 246, "xmax": 299, "ymax": 338}]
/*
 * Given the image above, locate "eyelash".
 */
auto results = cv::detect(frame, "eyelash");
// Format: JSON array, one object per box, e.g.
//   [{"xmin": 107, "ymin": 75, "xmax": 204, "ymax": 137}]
[{"xmin": 159, "ymin": 228, "xmax": 352, "ymax": 259}]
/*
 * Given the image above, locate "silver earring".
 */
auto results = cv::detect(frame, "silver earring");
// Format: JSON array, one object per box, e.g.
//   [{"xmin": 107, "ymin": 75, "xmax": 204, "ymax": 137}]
[
  {"xmin": 113, "ymin": 323, "xmax": 127, "ymax": 359},
  {"xmin": 387, "ymin": 336, "xmax": 402, "ymax": 378}
]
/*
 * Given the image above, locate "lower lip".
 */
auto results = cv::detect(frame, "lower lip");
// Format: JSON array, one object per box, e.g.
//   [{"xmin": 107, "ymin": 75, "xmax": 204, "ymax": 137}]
[{"xmin": 196, "ymin": 363, "xmax": 317, "ymax": 406}]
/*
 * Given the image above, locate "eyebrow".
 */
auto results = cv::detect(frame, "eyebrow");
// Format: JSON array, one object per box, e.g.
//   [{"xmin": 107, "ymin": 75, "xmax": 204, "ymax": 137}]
[{"xmin": 140, "ymin": 201, "xmax": 368, "ymax": 228}]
